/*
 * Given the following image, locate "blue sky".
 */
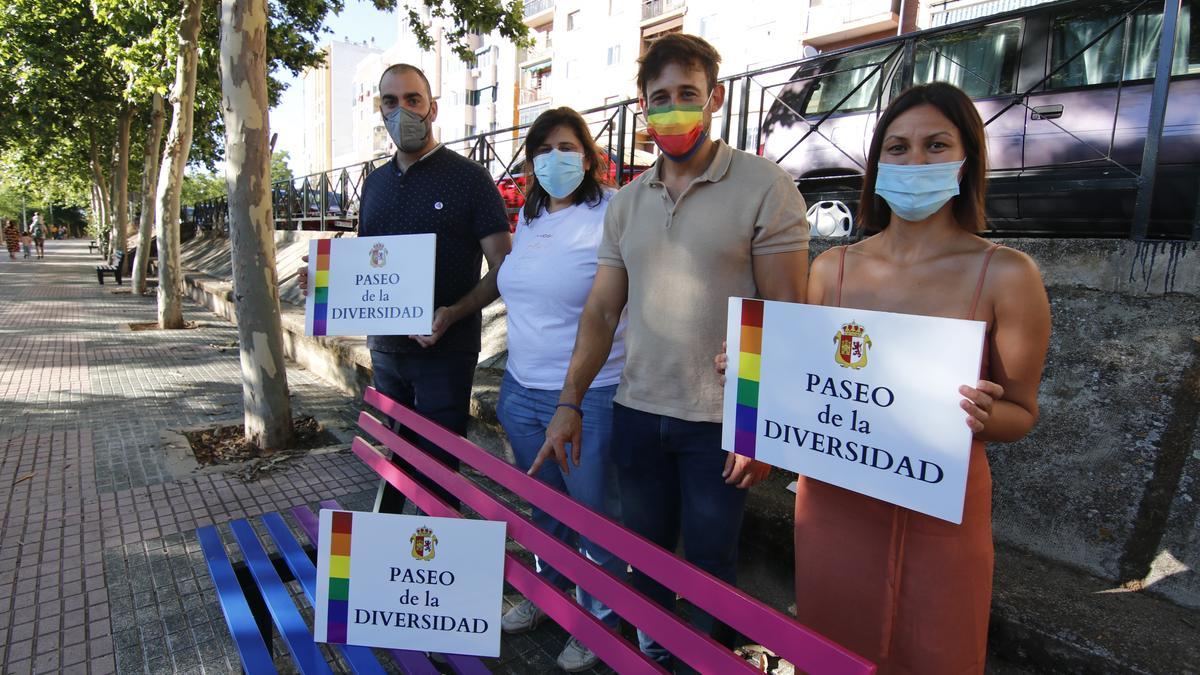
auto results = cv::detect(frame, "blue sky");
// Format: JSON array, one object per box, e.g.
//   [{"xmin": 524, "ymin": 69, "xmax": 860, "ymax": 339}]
[{"xmin": 271, "ymin": 0, "xmax": 398, "ymax": 175}]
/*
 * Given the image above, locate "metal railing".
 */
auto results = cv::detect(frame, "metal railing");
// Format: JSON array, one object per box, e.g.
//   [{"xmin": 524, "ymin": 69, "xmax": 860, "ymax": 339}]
[
  {"xmin": 188, "ymin": 0, "xmax": 1196, "ymax": 241},
  {"xmin": 519, "ymin": 87, "xmax": 550, "ymax": 104},
  {"xmin": 523, "ymin": 0, "xmax": 555, "ymax": 19},
  {"xmin": 642, "ymin": 0, "xmax": 686, "ymax": 22}
]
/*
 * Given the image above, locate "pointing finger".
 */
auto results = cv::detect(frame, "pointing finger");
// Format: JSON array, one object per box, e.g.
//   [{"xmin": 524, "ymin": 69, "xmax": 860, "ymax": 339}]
[{"xmin": 528, "ymin": 442, "xmax": 552, "ymax": 476}]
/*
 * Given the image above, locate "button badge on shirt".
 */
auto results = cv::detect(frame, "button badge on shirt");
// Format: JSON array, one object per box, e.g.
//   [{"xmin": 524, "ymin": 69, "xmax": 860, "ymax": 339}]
[{"xmin": 434, "ymin": 201, "xmax": 444, "ymax": 210}]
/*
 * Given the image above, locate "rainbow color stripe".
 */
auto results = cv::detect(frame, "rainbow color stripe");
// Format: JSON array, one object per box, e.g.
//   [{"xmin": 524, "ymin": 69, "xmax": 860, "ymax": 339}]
[
  {"xmin": 326, "ymin": 511, "xmax": 353, "ymax": 643},
  {"xmin": 734, "ymin": 299, "xmax": 764, "ymax": 458},
  {"xmin": 312, "ymin": 239, "xmax": 331, "ymax": 336},
  {"xmin": 644, "ymin": 104, "xmax": 705, "ymax": 135}
]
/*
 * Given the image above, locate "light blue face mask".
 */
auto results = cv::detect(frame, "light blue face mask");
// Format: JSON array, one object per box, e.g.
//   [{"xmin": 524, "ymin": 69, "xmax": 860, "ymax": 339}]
[
  {"xmin": 874, "ymin": 159, "xmax": 965, "ymax": 222},
  {"xmin": 532, "ymin": 149, "xmax": 585, "ymax": 200}
]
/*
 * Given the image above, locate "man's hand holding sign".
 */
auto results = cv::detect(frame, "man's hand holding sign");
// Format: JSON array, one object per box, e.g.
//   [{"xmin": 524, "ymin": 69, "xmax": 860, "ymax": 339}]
[{"xmin": 302, "ymin": 234, "xmax": 436, "ymax": 338}]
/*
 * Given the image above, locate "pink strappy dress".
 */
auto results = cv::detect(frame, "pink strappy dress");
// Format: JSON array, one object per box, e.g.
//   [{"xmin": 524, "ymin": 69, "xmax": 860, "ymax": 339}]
[{"xmin": 793, "ymin": 244, "xmax": 1001, "ymax": 675}]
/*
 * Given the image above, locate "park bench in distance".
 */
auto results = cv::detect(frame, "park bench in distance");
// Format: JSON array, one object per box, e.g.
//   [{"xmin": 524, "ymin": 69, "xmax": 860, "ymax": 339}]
[
  {"xmin": 95, "ymin": 246, "xmax": 157, "ymax": 286},
  {"xmin": 196, "ymin": 387, "xmax": 876, "ymax": 673},
  {"xmin": 95, "ymin": 250, "xmax": 127, "ymax": 286}
]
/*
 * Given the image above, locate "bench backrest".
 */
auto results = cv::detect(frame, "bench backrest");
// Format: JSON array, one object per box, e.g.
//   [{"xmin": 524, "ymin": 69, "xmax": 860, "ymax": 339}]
[{"xmin": 357, "ymin": 387, "xmax": 875, "ymax": 675}]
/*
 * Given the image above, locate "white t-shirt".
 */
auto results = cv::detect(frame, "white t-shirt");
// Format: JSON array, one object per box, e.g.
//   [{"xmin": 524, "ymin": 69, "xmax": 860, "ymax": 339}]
[{"xmin": 498, "ymin": 192, "xmax": 626, "ymax": 390}]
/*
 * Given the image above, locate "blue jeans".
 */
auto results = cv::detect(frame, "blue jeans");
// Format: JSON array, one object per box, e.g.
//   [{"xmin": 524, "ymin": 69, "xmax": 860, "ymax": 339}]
[
  {"xmin": 369, "ymin": 350, "xmax": 478, "ymax": 513},
  {"xmin": 611, "ymin": 403, "xmax": 747, "ymax": 669},
  {"xmin": 496, "ymin": 371, "xmax": 624, "ymax": 628}
]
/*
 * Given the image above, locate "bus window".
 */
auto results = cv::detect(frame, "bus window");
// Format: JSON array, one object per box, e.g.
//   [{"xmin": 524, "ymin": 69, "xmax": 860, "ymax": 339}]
[
  {"xmin": 914, "ymin": 19, "xmax": 1022, "ymax": 98},
  {"xmin": 1050, "ymin": 0, "xmax": 1197, "ymax": 89}
]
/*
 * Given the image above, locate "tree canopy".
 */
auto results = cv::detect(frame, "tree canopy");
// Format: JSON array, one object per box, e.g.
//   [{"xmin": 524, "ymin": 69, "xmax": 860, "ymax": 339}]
[{"xmin": 0, "ymin": 0, "xmax": 530, "ymax": 214}]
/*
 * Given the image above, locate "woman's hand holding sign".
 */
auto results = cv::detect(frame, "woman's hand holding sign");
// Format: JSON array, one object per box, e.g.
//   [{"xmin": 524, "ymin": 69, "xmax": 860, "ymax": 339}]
[{"xmin": 960, "ymin": 380, "xmax": 1004, "ymax": 435}]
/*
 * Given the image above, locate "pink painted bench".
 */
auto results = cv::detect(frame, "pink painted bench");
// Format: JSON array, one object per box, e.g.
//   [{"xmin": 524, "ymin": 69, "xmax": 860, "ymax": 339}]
[{"xmin": 353, "ymin": 386, "xmax": 876, "ymax": 674}]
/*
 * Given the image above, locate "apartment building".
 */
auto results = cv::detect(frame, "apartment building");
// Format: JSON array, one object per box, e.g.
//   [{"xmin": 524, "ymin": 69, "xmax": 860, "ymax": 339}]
[
  {"xmin": 341, "ymin": 5, "xmax": 523, "ymax": 168},
  {"xmin": 300, "ymin": 0, "xmax": 1059, "ymax": 177},
  {"xmin": 300, "ymin": 39, "xmax": 383, "ymax": 175}
]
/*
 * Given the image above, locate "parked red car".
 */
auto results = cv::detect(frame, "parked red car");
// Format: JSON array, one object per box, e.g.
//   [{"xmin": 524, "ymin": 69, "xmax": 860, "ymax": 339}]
[{"xmin": 496, "ymin": 147, "xmax": 657, "ymax": 230}]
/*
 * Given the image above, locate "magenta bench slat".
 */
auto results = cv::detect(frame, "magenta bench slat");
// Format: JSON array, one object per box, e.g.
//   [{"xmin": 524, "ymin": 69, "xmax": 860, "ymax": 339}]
[
  {"xmin": 358, "ymin": 387, "xmax": 875, "ymax": 674},
  {"xmin": 352, "ymin": 433, "xmax": 699, "ymax": 673}
]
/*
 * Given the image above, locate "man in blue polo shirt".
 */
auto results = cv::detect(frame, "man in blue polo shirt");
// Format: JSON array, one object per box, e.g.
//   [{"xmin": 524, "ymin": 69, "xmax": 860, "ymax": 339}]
[{"xmin": 302, "ymin": 63, "xmax": 510, "ymax": 512}]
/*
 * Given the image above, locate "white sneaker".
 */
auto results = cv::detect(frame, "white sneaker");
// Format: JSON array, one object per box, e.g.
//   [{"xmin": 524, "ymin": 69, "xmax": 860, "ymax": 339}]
[
  {"xmin": 500, "ymin": 598, "xmax": 546, "ymax": 633},
  {"xmin": 556, "ymin": 636, "xmax": 598, "ymax": 672}
]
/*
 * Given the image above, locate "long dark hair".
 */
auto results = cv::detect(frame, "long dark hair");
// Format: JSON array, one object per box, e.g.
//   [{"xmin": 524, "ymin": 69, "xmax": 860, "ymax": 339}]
[
  {"xmin": 521, "ymin": 107, "xmax": 610, "ymax": 222},
  {"xmin": 859, "ymin": 82, "xmax": 988, "ymax": 234}
]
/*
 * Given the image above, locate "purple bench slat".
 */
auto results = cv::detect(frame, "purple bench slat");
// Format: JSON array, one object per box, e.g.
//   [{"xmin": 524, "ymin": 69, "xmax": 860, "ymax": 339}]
[
  {"xmin": 353, "ymin": 429, "xmax": 753, "ymax": 674},
  {"xmin": 291, "ymin": 505, "xmax": 321, "ymax": 543},
  {"xmin": 362, "ymin": 387, "xmax": 875, "ymax": 675},
  {"xmin": 348, "ymin": 438, "xmax": 668, "ymax": 674}
]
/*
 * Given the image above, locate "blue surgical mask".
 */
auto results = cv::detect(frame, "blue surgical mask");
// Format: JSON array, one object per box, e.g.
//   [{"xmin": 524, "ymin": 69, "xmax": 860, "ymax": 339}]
[
  {"xmin": 532, "ymin": 150, "xmax": 585, "ymax": 200},
  {"xmin": 874, "ymin": 160, "xmax": 965, "ymax": 222}
]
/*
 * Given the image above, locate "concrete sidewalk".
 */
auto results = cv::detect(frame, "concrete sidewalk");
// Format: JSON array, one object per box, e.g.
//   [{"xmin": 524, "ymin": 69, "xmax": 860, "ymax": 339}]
[{"xmin": 0, "ymin": 240, "xmax": 593, "ymax": 674}]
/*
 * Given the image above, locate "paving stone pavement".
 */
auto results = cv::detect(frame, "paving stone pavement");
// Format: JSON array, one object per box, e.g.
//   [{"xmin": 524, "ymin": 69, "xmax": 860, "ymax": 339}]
[{"xmin": 0, "ymin": 241, "xmax": 611, "ymax": 674}]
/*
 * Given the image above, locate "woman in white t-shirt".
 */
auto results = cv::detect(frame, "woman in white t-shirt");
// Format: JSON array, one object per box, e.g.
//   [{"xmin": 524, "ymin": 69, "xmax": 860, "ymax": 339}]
[{"xmin": 495, "ymin": 107, "xmax": 627, "ymax": 672}]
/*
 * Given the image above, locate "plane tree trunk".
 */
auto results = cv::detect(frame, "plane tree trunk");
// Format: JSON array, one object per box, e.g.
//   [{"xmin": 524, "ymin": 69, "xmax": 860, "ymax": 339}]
[
  {"xmin": 219, "ymin": 0, "xmax": 294, "ymax": 450},
  {"xmin": 155, "ymin": 0, "xmax": 203, "ymax": 329}
]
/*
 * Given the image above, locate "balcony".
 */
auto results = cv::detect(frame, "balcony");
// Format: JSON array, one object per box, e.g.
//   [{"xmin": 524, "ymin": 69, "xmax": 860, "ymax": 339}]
[
  {"xmin": 523, "ymin": 0, "xmax": 554, "ymax": 25},
  {"xmin": 642, "ymin": 0, "xmax": 685, "ymax": 22},
  {"xmin": 805, "ymin": 0, "xmax": 899, "ymax": 47},
  {"xmin": 519, "ymin": 87, "xmax": 550, "ymax": 105},
  {"xmin": 520, "ymin": 32, "xmax": 553, "ymax": 66}
]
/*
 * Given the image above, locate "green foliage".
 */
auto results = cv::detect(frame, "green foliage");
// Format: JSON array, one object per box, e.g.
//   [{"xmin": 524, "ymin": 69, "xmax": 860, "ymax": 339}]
[
  {"xmin": 0, "ymin": 0, "xmax": 530, "ymax": 210},
  {"xmin": 271, "ymin": 151, "xmax": 295, "ymax": 183},
  {"xmin": 0, "ymin": 149, "xmax": 91, "ymax": 212},
  {"xmin": 0, "ymin": 183, "xmax": 29, "ymax": 223},
  {"xmin": 180, "ymin": 169, "xmax": 226, "ymax": 204},
  {"xmin": 0, "ymin": 177, "xmax": 86, "ymax": 231},
  {"xmin": 384, "ymin": 0, "xmax": 532, "ymax": 62}
]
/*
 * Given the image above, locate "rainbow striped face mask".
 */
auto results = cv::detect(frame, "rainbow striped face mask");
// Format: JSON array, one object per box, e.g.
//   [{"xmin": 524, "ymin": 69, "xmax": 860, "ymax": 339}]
[{"xmin": 643, "ymin": 90, "xmax": 714, "ymax": 162}]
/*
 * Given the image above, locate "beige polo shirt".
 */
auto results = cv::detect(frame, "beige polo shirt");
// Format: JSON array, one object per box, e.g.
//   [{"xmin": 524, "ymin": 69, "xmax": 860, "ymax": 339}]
[{"xmin": 598, "ymin": 140, "xmax": 809, "ymax": 422}]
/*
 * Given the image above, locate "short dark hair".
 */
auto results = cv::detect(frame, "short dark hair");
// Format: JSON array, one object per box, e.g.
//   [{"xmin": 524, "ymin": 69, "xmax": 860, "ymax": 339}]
[
  {"xmin": 859, "ymin": 82, "xmax": 988, "ymax": 234},
  {"xmin": 636, "ymin": 33, "xmax": 721, "ymax": 97},
  {"xmin": 521, "ymin": 107, "xmax": 610, "ymax": 222},
  {"xmin": 379, "ymin": 63, "xmax": 432, "ymax": 99}
]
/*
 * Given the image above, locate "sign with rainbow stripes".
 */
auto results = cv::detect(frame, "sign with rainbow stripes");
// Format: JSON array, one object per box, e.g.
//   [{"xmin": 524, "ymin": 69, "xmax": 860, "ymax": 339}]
[
  {"xmin": 304, "ymin": 234, "xmax": 435, "ymax": 337},
  {"xmin": 313, "ymin": 510, "xmax": 506, "ymax": 655},
  {"xmin": 721, "ymin": 297, "xmax": 985, "ymax": 524}
]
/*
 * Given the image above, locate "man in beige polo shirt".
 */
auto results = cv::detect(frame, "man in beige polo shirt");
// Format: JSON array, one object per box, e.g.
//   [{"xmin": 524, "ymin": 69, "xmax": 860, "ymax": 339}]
[{"xmin": 529, "ymin": 33, "xmax": 809, "ymax": 668}]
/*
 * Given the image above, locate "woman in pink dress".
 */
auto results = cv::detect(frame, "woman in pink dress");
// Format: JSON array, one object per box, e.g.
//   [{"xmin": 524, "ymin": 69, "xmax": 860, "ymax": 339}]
[{"xmin": 793, "ymin": 82, "xmax": 1051, "ymax": 673}]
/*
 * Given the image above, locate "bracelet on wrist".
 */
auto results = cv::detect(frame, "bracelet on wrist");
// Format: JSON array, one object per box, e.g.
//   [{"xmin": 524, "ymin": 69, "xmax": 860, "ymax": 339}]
[{"xmin": 556, "ymin": 403, "xmax": 583, "ymax": 418}]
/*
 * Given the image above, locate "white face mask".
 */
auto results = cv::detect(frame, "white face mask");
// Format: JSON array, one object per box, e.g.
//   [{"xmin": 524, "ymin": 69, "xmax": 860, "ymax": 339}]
[{"xmin": 874, "ymin": 160, "xmax": 965, "ymax": 222}]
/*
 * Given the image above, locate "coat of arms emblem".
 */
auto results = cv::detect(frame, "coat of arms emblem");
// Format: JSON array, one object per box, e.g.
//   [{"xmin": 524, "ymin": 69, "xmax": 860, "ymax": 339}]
[
  {"xmin": 834, "ymin": 321, "xmax": 872, "ymax": 370},
  {"xmin": 369, "ymin": 242, "xmax": 388, "ymax": 268},
  {"xmin": 409, "ymin": 526, "xmax": 438, "ymax": 561}
]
